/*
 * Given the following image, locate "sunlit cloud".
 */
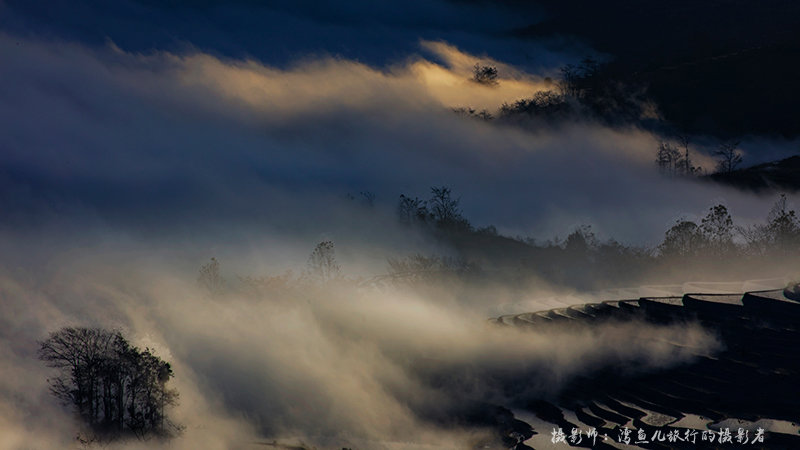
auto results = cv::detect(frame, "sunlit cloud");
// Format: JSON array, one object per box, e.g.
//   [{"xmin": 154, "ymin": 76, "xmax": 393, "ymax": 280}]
[
  {"xmin": 0, "ymin": 240, "xmax": 721, "ymax": 448},
  {"xmin": 2, "ymin": 32, "xmax": 797, "ymax": 247},
  {"xmin": 162, "ymin": 39, "xmax": 548, "ymax": 116}
]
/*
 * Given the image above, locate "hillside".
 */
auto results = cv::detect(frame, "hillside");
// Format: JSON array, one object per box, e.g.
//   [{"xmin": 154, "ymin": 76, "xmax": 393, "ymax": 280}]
[
  {"xmin": 507, "ymin": 0, "xmax": 800, "ymax": 139},
  {"xmin": 705, "ymin": 155, "xmax": 800, "ymax": 192}
]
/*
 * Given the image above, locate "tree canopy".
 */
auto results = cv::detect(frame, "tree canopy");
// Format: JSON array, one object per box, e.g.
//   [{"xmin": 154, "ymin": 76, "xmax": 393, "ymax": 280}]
[{"xmin": 38, "ymin": 327, "xmax": 179, "ymax": 439}]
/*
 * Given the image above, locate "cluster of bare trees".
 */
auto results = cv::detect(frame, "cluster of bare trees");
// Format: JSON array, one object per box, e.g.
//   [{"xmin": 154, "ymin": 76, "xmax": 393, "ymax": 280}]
[
  {"xmin": 398, "ymin": 186, "xmax": 472, "ymax": 232},
  {"xmin": 184, "ymin": 188, "xmax": 798, "ymax": 298},
  {"xmin": 656, "ymin": 137, "xmax": 744, "ymax": 176},
  {"xmin": 659, "ymin": 205, "xmax": 735, "ymax": 257},
  {"xmin": 496, "ymin": 59, "xmax": 596, "ymax": 119},
  {"xmin": 496, "ymin": 57, "xmax": 651, "ymax": 126},
  {"xmin": 385, "ymin": 194, "xmax": 798, "ymax": 291},
  {"xmin": 655, "ymin": 136, "xmax": 702, "ymax": 176},
  {"xmin": 38, "ymin": 327, "xmax": 178, "ymax": 439},
  {"xmin": 464, "ymin": 58, "xmax": 749, "ymax": 179},
  {"xmin": 659, "ymin": 195, "xmax": 800, "ymax": 258},
  {"xmin": 198, "ymin": 240, "xmax": 344, "ymax": 297},
  {"xmin": 189, "ymin": 185, "xmax": 796, "ymax": 297},
  {"xmin": 739, "ymin": 194, "xmax": 800, "ymax": 255},
  {"xmin": 461, "ymin": 57, "xmax": 752, "ymax": 180},
  {"xmin": 498, "ymin": 90, "xmax": 570, "ymax": 121},
  {"xmin": 397, "ymin": 186, "xmax": 799, "ymax": 263}
]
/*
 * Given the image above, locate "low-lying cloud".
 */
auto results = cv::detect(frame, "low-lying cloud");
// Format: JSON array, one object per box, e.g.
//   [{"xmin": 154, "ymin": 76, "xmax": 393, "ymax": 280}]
[
  {"xmin": 0, "ymin": 236, "xmax": 720, "ymax": 448},
  {"xmin": 0, "ymin": 33, "xmax": 795, "ymax": 245}
]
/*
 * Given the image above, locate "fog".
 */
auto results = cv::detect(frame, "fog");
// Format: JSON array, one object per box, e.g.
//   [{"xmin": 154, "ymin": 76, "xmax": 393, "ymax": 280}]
[
  {"xmin": 0, "ymin": 10, "xmax": 797, "ymax": 448},
  {"xmin": 0, "ymin": 230, "xmax": 722, "ymax": 448},
  {"xmin": 1, "ymin": 34, "xmax": 796, "ymax": 244}
]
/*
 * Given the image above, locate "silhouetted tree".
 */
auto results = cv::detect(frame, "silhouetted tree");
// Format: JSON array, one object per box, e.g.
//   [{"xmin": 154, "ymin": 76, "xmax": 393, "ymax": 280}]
[
  {"xmin": 472, "ymin": 63, "xmax": 498, "ymax": 86},
  {"xmin": 765, "ymin": 194, "xmax": 800, "ymax": 252},
  {"xmin": 677, "ymin": 135, "xmax": 694, "ymax": 175},
  {"xmin": 739, "ymin": 194, "xmax": 800, "ymax": 256},
  {"xmin": 558, "ymin": 64, "xmax": 579, "ymax": 98},
  {"xmin": 198, "ymin": 257, "xmax": 223, "ymax": 295},
  {"xmin": 397, "ymin": 195, "xmax": 428, "ymax": 225},
  {"xmin": 499, "ymin": 90, "xmax": 570, "ymax": 120},
  {"xmin": 714, "ymin": 141, "xmax": 743, "ymax": 173},
  {"xmin": 564, "ymin": 225, "xmax": 598, "ymax": 254},
  {"xmin": 306, "ymin": 240, "xmax": 341, "ymax": 282},
  {"xmin": 700, "ymin": 204, "xmax": 735, "ymax": 255},
  {"xmin": 429, "ymin": 186, "xmax": 471, "ymax": 231},
  {"xmin": 656, "ymin": 138, "xmax": 702, "ymax": 176},
  {"xmin": 38, "ymin": 327, "xmax": 178, "ymax": 439},
  {"xmin": 655, "ymin": 141, "xmax": 682, "ymax": 175},
  {"xmin": 659, "ymin": 220, "xmax": 705, "ymax": 258}
]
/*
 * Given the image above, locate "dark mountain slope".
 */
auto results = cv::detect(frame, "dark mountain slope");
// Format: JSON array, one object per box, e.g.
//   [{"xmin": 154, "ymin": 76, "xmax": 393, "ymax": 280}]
[
  {"xmin": 506, "ymin": 0, "xmax": 800, "ymax": 139},
  {"xmin": 705, "ymin": 155, "xmax": 800, "ymax": 192}
]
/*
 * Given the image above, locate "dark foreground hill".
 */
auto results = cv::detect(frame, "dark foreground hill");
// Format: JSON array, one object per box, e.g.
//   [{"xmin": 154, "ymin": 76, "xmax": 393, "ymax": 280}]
[{"xmin": 487, "ymin": 286, "xmax": 800, "ymax": 449}]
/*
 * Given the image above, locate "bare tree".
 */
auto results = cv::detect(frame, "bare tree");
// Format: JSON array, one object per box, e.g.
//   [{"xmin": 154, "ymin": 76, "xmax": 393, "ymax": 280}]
[
  {"xmin": 655, "ymin": 138, "xmax": 702, "ymax": 176},
  {"xmin": 700, "ymin": 204, "xmax": 735, "ymax": 255},
  {"xmin": 198, "ymin": 257, "xmax": 224, "ymax": 295},
  {"xmin": 397, "ymin": 194, "xmax": 428, "ymax": 225},
  {"xmin": 428, "ymin": 186, "xmax": 470, "ymax": 231},
  {"xmin": 739, "ymin": 194, "xmax": 800, "ymax": 255},
  {"xmin": 714, "ymin": 141, "xmax": 743, "ymax": 173},
  {"xmin": 38, "ymin": 327, "xmax": 178, "ymax": 439},
  {"xmin": 765, "ymin": 194, "xmax": 800, "ymax": 252},
  {"xmin": 655, "ymin": 141, "xmax": 682, "ymax": 175},
  {"xmin": 472, "ymin": 63, "xmax": 498, "ymax": 86},
  {"xmin": 676, "ymin": 134, "xmax": 702, "ymax": 175},
  {"xmin": 306, "ymin": 241, "xmax": 341, "ymax": 282},
  {"xmin": 558, "ymin": 64, "xmax": 578, "ymax": 97}
]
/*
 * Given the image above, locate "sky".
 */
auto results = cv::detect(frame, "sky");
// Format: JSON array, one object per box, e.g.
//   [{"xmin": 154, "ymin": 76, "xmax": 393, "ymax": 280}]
[{"xmin": 0, "ymin": 1, "xmax": 798, "ymax": 448}]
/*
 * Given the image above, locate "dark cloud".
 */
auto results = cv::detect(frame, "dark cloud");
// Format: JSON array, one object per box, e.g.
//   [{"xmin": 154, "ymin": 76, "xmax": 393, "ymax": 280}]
[{"xmin": 0, "ymin": 0, "xmax": 562, "ymax": 70}]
